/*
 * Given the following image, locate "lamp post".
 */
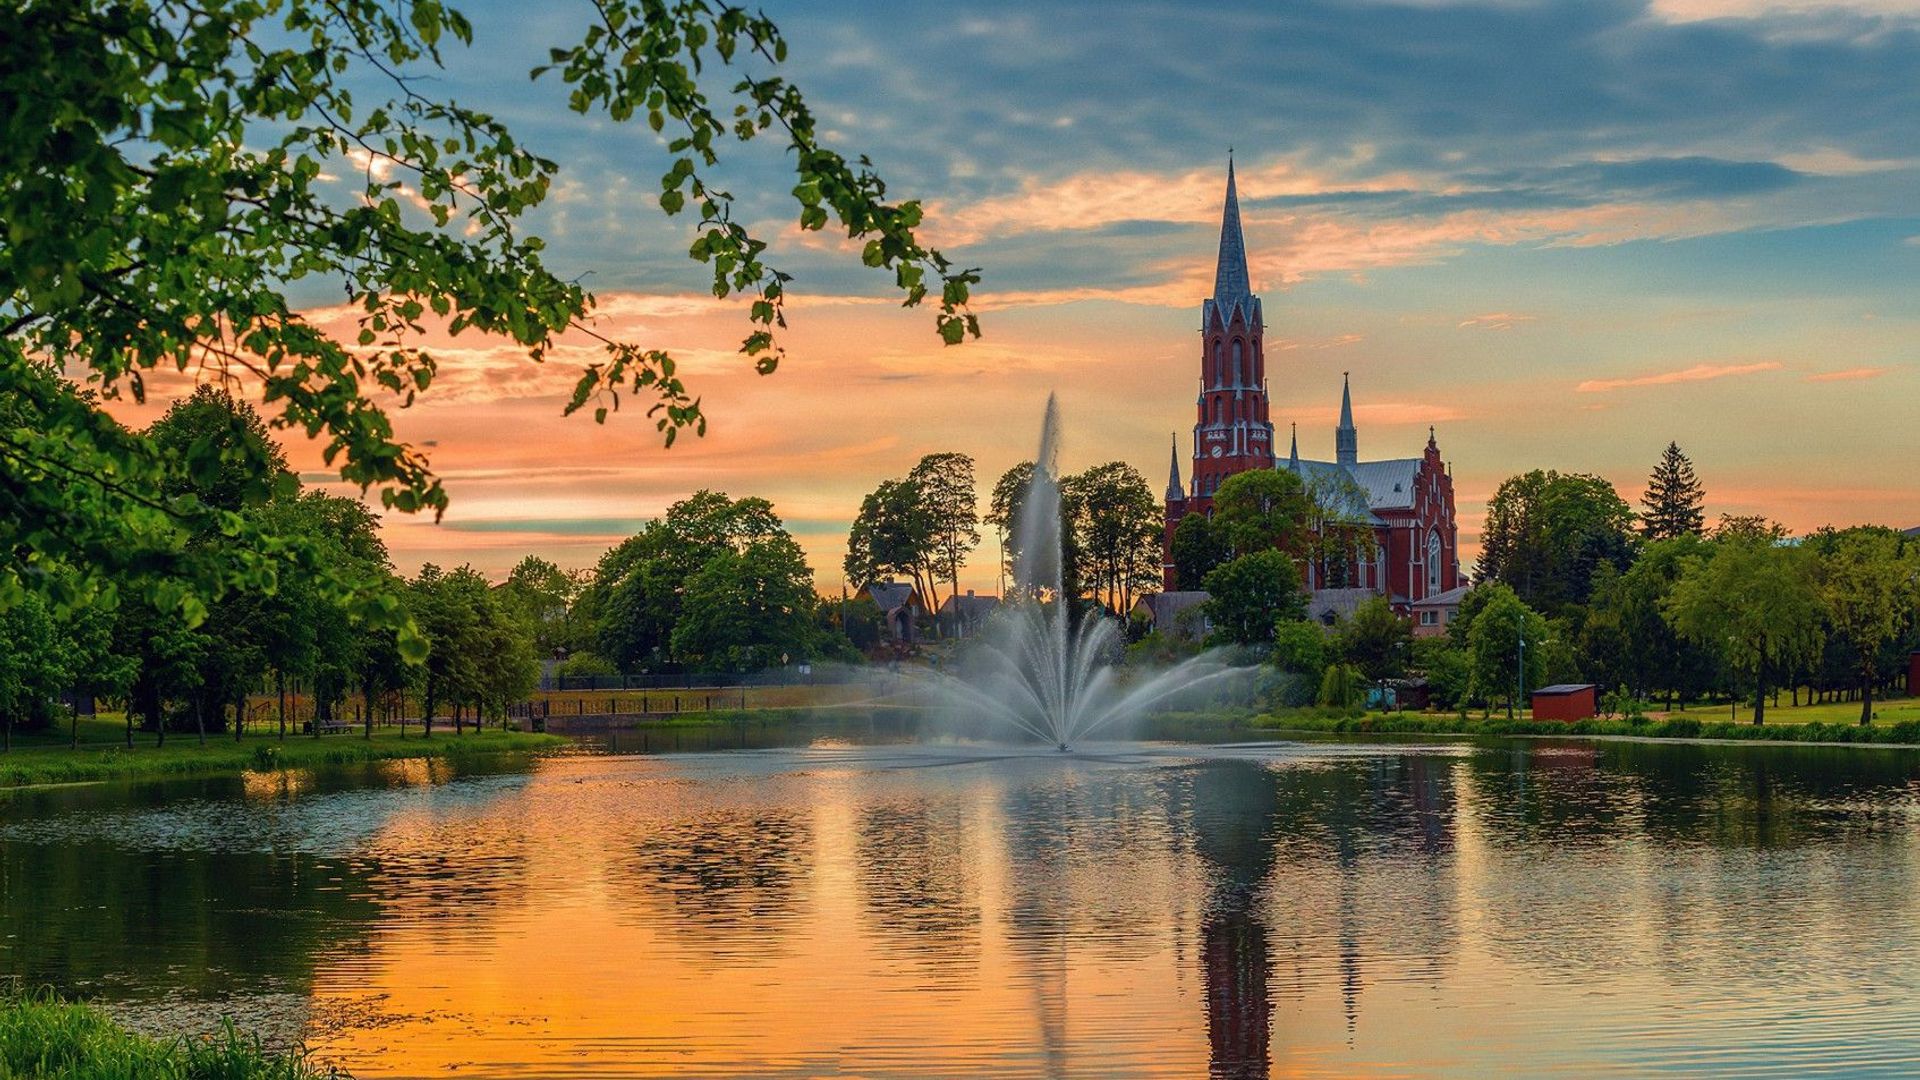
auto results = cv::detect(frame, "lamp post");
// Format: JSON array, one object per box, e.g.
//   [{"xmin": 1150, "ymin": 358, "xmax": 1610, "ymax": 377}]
[{"xmin": 1513, "ymin": 607, "xmax": 1527, "ymax": 720}]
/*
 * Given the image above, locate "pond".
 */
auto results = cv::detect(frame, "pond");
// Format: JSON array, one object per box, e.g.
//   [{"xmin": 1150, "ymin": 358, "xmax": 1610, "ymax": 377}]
[{"xmin": 4, "ymin": 726, "xmax": 1920, "ymax": 1078}]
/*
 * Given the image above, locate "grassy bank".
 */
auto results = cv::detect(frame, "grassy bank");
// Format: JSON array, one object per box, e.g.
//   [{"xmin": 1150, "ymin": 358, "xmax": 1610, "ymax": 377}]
[
  {"xmin": 0, "ymin": 718, "xmax": 564, "ymax": 789},
  {"xmin": 0, "ymin": 994, "xmax": 333, "ymax": 1078},
  {"xmin": 1251, "ymin": 709, "xmax": 1920, "ymax": 745}
]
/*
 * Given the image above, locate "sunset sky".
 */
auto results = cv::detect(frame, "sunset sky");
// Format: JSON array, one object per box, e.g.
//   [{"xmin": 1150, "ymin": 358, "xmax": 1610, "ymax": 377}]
[{"xmin": 163, "ymin": 0, "xmax": 1920, "ymax": 592}]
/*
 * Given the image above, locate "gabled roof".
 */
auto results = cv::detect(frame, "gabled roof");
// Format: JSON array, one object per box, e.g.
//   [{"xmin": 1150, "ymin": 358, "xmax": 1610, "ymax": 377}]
[
  {"xmin": 1280, "ymin": 456, "xmax": 1417, "ymax": 517},
  {"xmin": 1412, "ymin": 584, "xmax": 1472, "ymax": 608},
  {"xmin": 1535, "ymin": 683, "xmax": 1597, "ymax": 695},
  {"xmin": 1132, "ymin": 591, "xmax": 1209, "ymax": 622},
  {"xmin": 860, "ymin": 581, "xmax": 919, "ymax": 613},
  {"xmin": 938, "ymin": 593, "xmax": 1000, "ymax": 617}
]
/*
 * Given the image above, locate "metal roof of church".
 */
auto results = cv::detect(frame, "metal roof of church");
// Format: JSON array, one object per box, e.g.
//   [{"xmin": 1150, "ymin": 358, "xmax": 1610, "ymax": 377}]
[{"xmin": 1281, "ymin": 456, "xmax": 1422, "ymax": 513}]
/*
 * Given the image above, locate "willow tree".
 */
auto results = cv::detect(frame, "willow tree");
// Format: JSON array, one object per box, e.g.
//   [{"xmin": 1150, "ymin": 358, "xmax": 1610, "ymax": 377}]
[{"xmin": 1, "ymin": 0, "xmax": 978, "ymax": 646}]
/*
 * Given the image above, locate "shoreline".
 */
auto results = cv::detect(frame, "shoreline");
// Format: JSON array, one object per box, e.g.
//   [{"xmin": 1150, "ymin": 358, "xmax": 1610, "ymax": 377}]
[
  {"xmin": 1242, "ymin": 710, "xmax": 1920, "ymax": 749},
  {"xmin": 0, "ymin": 727, "xmax": 566, "ymax": 791}
]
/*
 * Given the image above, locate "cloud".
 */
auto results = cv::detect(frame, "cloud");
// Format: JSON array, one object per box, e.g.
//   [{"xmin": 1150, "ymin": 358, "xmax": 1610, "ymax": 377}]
[
  {"xmin": 1576, "ymin": 362, "xmax": 1784, "ymax": 393},
  {"xmin": 1803, "ymin": 366, "xmax": 1890, "ymax": 381},
  {"xmin": 1458, "ymin": 313, "xmax": 1535, "ymax": 330}
]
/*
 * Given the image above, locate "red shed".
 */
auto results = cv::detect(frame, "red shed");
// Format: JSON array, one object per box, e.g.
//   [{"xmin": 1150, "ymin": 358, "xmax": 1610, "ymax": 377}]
[{"xmin": 1531, "ymin": 684, "xmax": 1598, "ymax": 722}]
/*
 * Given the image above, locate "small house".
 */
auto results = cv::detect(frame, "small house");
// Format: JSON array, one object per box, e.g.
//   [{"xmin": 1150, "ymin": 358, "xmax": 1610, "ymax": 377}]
[
  {"xmin": 1411, "ymin": 584, "xmax": 1470, "ymax": 638},
  {"xmin": 858, "ymin": 581, "xmax": 926, "ymax": 644},
  {"xmin": 1131, "ymin": 591, "xmax": 1212, "ymax": 640},
  {"xmin": 1532, "ymin": 683, "xmax": 1598, "ymax": 722},
  {"xmin": 937, "ymin": 591, "xmax": 1000, "ymax": 638}
]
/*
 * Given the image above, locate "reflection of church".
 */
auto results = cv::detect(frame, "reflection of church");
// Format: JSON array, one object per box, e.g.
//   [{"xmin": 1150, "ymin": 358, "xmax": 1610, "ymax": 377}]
[{"xmin": 1162, "ymin": 162, "xmax": 1469, "ymax": 615}]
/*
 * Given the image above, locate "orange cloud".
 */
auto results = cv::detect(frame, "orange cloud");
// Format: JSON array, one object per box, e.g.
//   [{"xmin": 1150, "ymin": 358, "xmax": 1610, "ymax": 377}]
[
  {"xmin": 1575, "ymin": 361, "xmax": 1783, "ymax": 393},
  {"xmin": 1458, "ymin": 313, "xmax": 1535, "ymax": 331},
  {"xmin": 1803, "ymin": 366, "xmax": 1889, "ymax": 382}
]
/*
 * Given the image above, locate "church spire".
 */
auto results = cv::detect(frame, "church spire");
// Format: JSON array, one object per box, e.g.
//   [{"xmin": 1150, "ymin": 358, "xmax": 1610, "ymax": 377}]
[
  {"xmin": 1288, "ymin": 422, "xmax": 1299, "ymax": 469},
  {"xmin": 1211, "ymin": 156, "xmax": 1251, "ymax": 306},
  {"xmin": 1166, "ymin": 434, "xmax": 1185, "ymax": 502},
  {"xmin": 1336, "ymin": 372, "xmax": 1358, "ymax": 466}
]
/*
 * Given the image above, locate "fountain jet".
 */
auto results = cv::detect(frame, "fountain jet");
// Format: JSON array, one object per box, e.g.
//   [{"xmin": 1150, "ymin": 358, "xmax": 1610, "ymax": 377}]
[{"xmin": 917, "ymin": 396, "xmax": 1243, "ymax": 749}]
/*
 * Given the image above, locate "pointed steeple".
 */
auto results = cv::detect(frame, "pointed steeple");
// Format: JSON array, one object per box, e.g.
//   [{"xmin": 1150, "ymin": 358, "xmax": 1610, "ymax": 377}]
[
  {"xmin": 1336, "ymin": 372, "xmax": 1358, "ymax": 466},
  {"xmin": 1212, "ymin": 156, "xmax": 1252, "ymax": 307},
  {"xmin": 1166, "ymin": 434, "xmax": 1185, "ymax": 502},
  {"xmin": 1288, "ymin": 422, "xmax": 1299, "ymax": 469}
]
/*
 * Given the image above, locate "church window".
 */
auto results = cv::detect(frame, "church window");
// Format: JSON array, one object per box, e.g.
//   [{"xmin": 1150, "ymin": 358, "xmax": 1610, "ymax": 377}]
[
  {"xmin": 1213, "ymin": 341, "xmax": 1223, "ymax": 386},
  {"xmin": 1425, "ymin": 529, "xmax": 1444, "ymax": 595},
  {"xmin": 1231, "ymin": 340, "xmax": 1244, "ymax": 385}
]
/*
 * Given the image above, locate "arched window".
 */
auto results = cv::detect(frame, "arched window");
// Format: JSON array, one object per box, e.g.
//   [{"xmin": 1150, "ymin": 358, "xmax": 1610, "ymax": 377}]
[
  {"xmin": 1231, "ymin": 340, "xmax": 1244, "ymax": 385},
  {"xmin": 1212, "ymin": 341, "xmax": 1223, "ymax": 386},
  {"xmin": 1211, "ymin": 399, "xmax": 1220, "ymax": 424},
  {"xmin": 1425, "ymin": 529, "xmax": 1444, "ymax": 595}
]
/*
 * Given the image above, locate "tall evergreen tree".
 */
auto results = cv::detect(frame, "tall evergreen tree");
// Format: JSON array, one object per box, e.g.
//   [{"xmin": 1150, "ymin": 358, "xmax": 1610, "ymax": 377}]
[{"xmin": 1641, "ymin": 442, "xmax": 1706, "ymax": 540}]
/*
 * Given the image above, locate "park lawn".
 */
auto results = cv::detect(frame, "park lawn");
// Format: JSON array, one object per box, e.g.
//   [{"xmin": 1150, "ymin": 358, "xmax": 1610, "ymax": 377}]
[
  {"xmin": 1683, "ymin": 695, "xmax": 1920, "ymax": 728},
  {"xmin": 0, "ymin": 714, "xmax": 564, "ymax": 789}
]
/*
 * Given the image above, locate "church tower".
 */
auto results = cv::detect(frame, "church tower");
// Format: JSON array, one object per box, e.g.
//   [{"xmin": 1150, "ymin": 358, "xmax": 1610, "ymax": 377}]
[{"xmin": 1189, "ymin": 159, "xmax": 1275, "ymax": 501}]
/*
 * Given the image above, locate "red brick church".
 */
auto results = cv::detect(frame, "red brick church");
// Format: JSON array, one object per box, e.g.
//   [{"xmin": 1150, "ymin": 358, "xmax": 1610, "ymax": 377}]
[{"xmin": 1162, "ymin": 162, "xmax": 1467, "ymax": 615}]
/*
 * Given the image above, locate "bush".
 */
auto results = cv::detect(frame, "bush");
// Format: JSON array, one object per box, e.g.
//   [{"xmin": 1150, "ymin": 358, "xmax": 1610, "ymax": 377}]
[
  {"xmin": 0, "ymin": 992, "xmax": 338, "ymax": 1078},
  {"xmin": 1317, "ymin": 663, "xmax": 1364, "ymax": 709}
]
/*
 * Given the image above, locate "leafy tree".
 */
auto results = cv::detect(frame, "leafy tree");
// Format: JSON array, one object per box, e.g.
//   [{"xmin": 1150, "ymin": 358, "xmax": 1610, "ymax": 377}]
[
  {"xmin": 907, "ymin": 453, "xmax": 980, "ymax": 611},
  {"xmin": 1301, "ymin": 468, "xmax": 1374, "ymax": 588},
  {"xmin": 985, "ymin": 461, "xmax": 1034, "ymax": 584},
  {"xmin": 1202, "ymin": 550, "xmax": 1306, "ymax": 646},
  {"xmin": 1466, "ymin": 584, "xmax": 1550, "ymax": 718},
  {"xmin": 1270, "ymin": 619, "xmax": 1328, "ymax": 707},
  {"xmin": 2, "ymin": 0, "xmax": 977, "ymax": 639},
  {"xmin": 405, "ymin": 563, "xmax": 533, "ymax": 733},
  {"xmin": 1338, "ymin": 596, "xmax": 1412, "ymax": 683},
  {"xmin": 502, "ymin": 555, "xmax": 587, "ymax": 658},
  {"xmin": 671, "ymin": 536, "xmax": 817, "ymax": 671},
  {"xmin": 0, "ymin": 593, "xmax": 71, "ymax": 749},
  {"xmin": 1211, "ymin": 469, "xmax": 1312, "ymax": 560},
  {"xmin": 1641, "ymin": 442, "xmax": 1706, "ymax": 540},
  {"xmin": 590, "ymin": 491, "xmax": 784, "ymax": 670},
  {"xmin": 1664, "ymin": 536, "xmax": 1823, "ymax": 725},
  {"xmin": 1477, "ymin": 469, "xmax": 1636, "ymax": 614},
  {"xmin": 1413, "ymin": 636, "xmax": 1471, "ymax": 711},
  {"xmin": 1067, "ymin": 462, "xmax": 1160, "ymax": 614},
  {"xmin": 1810, "ymin": 530, "xmax": 1919, "ymax": 724},
  {"xmin": 1578, "ymin": 534, "xmax": 1715, "ymax": 707},
  {"xmin": 1170, "ymin": 513, "xmax": 1229, "ymax": 591},
  {"xmin": 844, "ymin": 477, "xmax": 936, "ymax": 609}
]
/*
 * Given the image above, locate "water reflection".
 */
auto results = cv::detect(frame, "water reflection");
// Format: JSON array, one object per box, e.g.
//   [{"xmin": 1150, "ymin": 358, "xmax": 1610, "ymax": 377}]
[{"xmin": 3, "ymin": 731, "xmax": 1920, "ymax": 1076}]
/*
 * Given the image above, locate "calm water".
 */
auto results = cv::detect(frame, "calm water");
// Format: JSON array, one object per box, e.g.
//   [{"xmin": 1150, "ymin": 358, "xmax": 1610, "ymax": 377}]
[{"xmin": 5, "ymin": 728, "xmax": 1920, "ymax": 1078}]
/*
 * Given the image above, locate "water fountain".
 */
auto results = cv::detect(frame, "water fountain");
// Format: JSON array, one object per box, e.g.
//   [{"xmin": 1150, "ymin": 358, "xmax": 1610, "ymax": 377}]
[{"xmin": 919, "ymin": 395, "xmax": 1242, "ymax": 749}]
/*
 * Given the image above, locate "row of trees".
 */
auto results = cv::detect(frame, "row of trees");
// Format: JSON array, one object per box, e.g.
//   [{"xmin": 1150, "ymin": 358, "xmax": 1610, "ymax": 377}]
[
  {"xmin": 0, "ymin": 389, "xmax": 542, "ymax": 742},
  {"xmin": 1471, "ymin": 445, "xmax": 1920, "ymax": 724},
  {"xmin": 843, "ymin": 455, "xmax": 1167, "ymax": 619}
]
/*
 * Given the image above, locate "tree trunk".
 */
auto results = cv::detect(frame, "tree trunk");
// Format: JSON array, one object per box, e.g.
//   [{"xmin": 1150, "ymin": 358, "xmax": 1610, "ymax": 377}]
[
  {"xmin": 1861, "ymin": 665, "xmax": 1876, "ymax": 726},
  {"xmin": 364, "ymin": 685, "xmax": 374, "ymax": 740},
  {"xmin": 194, "ymin": 695, "xmax": 206, "ymax": 746},
  {"xmin": 1752, "ymin": 658, "xmax": 1767, "ymax": 726},
  {"xmin": 277, "ymin": 672, "xmax": 287, "ymax": 740}
]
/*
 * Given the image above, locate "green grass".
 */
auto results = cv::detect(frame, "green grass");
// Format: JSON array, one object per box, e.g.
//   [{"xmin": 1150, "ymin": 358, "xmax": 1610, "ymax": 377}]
[
  {"xmin": 1250, "ymin": 707, "xmax": 1920, "ymax": 745},
  {"xmin": 1681, "ymin": 696, "xmax": 1920, "ymax": 728},
  {"xmin": 0, "ymin": 717, "xmax": 564, "ymax": 790},
  {"xmin": 0, "ymin": 993, "xmax": 335, "ymax": 1078}
]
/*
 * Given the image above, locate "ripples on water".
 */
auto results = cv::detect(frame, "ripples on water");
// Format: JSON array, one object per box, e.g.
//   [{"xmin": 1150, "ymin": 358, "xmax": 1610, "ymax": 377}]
[{"xmin": 5, "ymin": 733, "xmax": 1920, "ymax": 1078}]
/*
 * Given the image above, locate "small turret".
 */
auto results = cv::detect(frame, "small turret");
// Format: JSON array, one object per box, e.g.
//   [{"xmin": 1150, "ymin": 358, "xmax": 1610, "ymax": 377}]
[{"xmin": 1166, "ymin": 435, "xmax": 1185, "ymax": 502}]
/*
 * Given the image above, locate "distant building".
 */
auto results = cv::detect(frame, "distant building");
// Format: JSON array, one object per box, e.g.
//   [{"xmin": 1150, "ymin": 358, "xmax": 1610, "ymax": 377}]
[
  {"xmin": 1306, "ymin": 587, "xmax": 1373, "ymax": 629},
  {"xmin": 857, "ymin": 581, "xmax": 925, "ymax": 644},
  {"xmin": 1411, "ymin": 584, "xmax": 1472, "ymax": 638},
  {"xmin": 1162, "ymin": 161, "xmax": 1467, "ymax": 614},
  {"xmin": 1532, "ymin": 684, "xmax": 1598, "ymax": 722},
  {"xmin": 937, "ymin": 590, "xmax": 1000, "ymax": 638},
  {"xmin": 1131, "ymin": 591, "xmax": 1212, "ymax": 640}
]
